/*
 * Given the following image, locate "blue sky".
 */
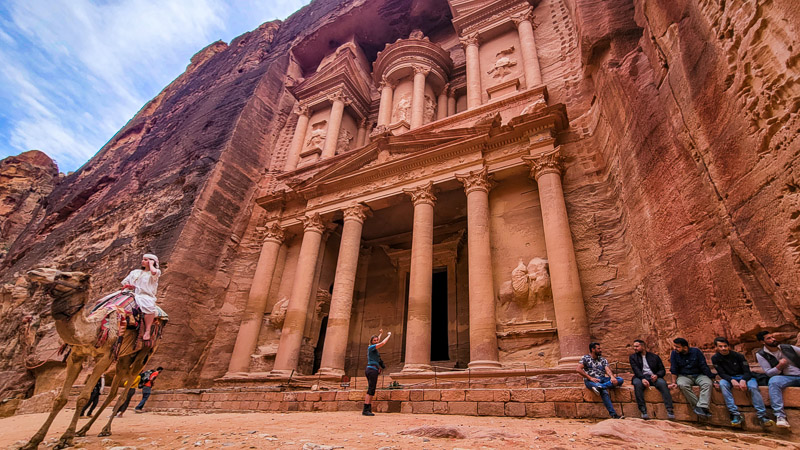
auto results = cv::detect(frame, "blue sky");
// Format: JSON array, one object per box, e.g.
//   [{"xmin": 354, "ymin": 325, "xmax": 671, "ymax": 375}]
[{"xmin": 0, "ymin": 0, "xmax": 310, "ymax": 173}]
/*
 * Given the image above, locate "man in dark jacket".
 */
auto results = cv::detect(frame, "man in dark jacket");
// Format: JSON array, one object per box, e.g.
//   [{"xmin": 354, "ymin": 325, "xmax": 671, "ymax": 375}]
[
  {"xmin": 755, "ymin": 330, "xmax": 800, "ymax": 428},
  {"xmin": 629, "ymin": 339, "xmax": 673, "ymax": 420},
  {"xmin": 135, "ymin": 366, "xmax": 162, "ymax": 413},
  {"xmin": 669, "ymin": 337, "xmax": 715, "ymax": 419},
  {"xmin": 711, "ymin": 337, "xmax": 771, "ymax": 427}
]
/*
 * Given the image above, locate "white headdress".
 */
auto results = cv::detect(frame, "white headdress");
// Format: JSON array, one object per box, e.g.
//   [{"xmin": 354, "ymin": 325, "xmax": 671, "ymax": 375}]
[{"xmin": 143, "ymin": 253, "xmax": 159, "ymax": 269}]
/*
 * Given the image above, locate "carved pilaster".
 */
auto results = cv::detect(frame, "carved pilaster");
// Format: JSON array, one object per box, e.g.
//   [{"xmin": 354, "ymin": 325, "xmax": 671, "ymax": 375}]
[
  {"xmin": 523, "ymin": 147, "xmax": 565, "ymax": 180},
  {"xmin": 459, "ymin": 33, "xmax": 480, "ymax": 49},
  {"xmin": 301, "ymin": 213, "xmax": 327, "ymax": 234},
  {"xmin": 456, "ymin": 167, "xmax": 493, "ymax": 194},
  {"xmin": 263, "ymin": 222, "xmax": 286, "ymax": 244},
  {"xmin": 403, "ymin": 182, "xmax": 437, "ymax": 206},
  {"xmin": 342, "ymin": 203, "xmax": 371, "ymax": 224}
]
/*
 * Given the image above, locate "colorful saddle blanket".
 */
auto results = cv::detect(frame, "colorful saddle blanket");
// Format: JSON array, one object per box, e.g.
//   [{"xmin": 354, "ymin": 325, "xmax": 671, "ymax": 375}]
[{"xmin": 90, "ymin": 290, "xmax": 169, "ymax": 356}]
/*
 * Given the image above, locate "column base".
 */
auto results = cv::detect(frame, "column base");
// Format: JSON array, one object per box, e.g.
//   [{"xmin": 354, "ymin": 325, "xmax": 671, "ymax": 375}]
[
  {"xmin": 467, "ymin": 360, "xmax": 503, "ymax": 369},
  {"xmin": 315, "ymin": 367, "xmax": 344, "ymax": 377},
  {"xmin": 221, "ymin": 371, "xmax": 249, "ymax": 379},
  {"xmin": 269, "ymin": 369, "xmax": 295, "ymax": 377},
  {"xmin": 401, "ymin": 363, "xmax": 432, "ymax": 373},
  {"xmin": 557, "ymin": 355, "xmax": 583, "ymax": 367}
]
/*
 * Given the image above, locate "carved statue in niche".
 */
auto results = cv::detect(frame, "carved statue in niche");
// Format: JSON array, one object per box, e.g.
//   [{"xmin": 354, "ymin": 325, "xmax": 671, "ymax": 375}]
[
  {"xmin": 423, "ymin": 94, "xmax": 436, "ymax": 123},
  {"xmin": 395, "ymin": 95, "xmax": 412, "ymax": 123},
  {"xmin": 336, "ymin": 129, "xmax": 353, "ymax": 154},
  {"xmin": 268, "ymin": 296, "xmax": 290, "ymax": 329},
  {"xmin": 498, "ymin": 257, "xmax": 551, "ymax": 307},
  {"xmin": 487, "ymin": 45, "xmax": 518, "ymax": 80},
  {"xmin": 305, "ymin": 121, "xmax": 327, "ymax": 151},
  {"xmin": 521, "ymin": 97, "xmax": 547, "ymax": 115}
]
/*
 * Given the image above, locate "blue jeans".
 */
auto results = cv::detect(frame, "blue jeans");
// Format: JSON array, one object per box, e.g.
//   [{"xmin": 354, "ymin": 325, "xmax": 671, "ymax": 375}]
[
  {"xmin": 768, "ymin": 375, "xmax": 800, "ymax": 418},
  {"xmin": 718, "ymin": 377, "xmax": 767, "ymax": 418},
  {"xmin": 135, "ymin": 386, "xmax": 151, "ymax": 410},
  {"xmin": 585, "ymin": 376, "xmax": 624, "ymax": 416}
]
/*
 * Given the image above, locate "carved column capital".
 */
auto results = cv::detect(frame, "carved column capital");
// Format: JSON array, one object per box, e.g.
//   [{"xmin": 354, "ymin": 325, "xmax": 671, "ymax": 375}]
[
  {"xmin": 441, "ymin": 83, "xmax": 451, "ymax": 96},
  {"xmin": 263, "ymin": 222, "xmax": 286, "ymax": 244},
  {"xmin": 342, "ymin": 203, "xmax": 371, "ymax": 224},
  {"xmin": 379, "ymin": 76, "xmax": 396, "ymax": 90},
  {"xmin": 327, "ymin": 90, "xmax": 350, "ymax": 105},
  {"xmin": 301, "ymin": 213, "xmax": 327, "ymax": 234},
  {"xmin": 511, "ymin": 7, "xmax": 534, "ymax": 26},
  {"xmin": 403, "ymin": 181, "xmax": 437, "ymax": 206},
  {"xmin": 413, "ymin": 65, "xmax": 431, "ymax": 76},
  {"xmin": 456, "ymin": 167, "xmax": 493, "ymax": 194},
  {"xmin": 523, "ymin": 147, "xmax": 566, "ymax": 180},
  {"xmin": 294, "ymin": 103, "xmax": 310, "ymax": 117},
  {"xmin": 459, "ymin": 33, "xmax": 480, "ymax": 49}
]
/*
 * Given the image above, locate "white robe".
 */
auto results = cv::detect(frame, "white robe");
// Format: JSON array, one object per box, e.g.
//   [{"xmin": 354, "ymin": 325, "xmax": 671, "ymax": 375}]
[{"xmin": 122, "ymin": 268, "xmax": 161, "ymax": 314}]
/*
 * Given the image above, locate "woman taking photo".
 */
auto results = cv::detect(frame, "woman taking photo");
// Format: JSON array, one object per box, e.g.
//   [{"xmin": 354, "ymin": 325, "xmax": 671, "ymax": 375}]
[{"xmin": 363, "ymin": 329, "xmax": 391, "ymax": 416}]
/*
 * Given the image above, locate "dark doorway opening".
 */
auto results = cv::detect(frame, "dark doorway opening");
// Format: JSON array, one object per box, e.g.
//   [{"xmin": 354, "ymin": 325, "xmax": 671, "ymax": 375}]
[
  {"xmin": 312, "ymin": 316, "xmax": 328, "ymax": 374},
  {"xmin": 401, "ymin": 272, "xmax": 410, "ymax": 362},
  {"xmin": 431, "ymin": 267, "xmax": 449, "ymax": 361}
]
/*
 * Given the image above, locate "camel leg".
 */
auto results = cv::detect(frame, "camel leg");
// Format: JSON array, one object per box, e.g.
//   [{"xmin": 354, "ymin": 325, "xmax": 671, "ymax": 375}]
[
  {"xmin": 22, "ymin": 352, "xmax": 86, "ymax": 450},
  {"xmin": 98, "ymin": 350, "xmax": 151, "ymax": 437},
  {"xmin": 75, "ymin": 355, "xmax": 132, "ymax": 437},
  {"xmin": 54, "ymin": 355, "xmax": 114, "ymax": 449}
]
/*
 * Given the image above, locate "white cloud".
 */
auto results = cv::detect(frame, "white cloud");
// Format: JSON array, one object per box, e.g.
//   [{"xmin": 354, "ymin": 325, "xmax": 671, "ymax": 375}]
[{"xmin": 0, "ymin": 0, "xmax": 310, "ymax": 172}]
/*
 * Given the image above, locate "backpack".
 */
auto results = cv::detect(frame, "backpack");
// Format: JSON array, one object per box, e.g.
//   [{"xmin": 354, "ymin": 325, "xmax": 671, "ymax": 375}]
[{"xmin": 138, "ymin": 370, "xmax": 153, "ymax": 388}]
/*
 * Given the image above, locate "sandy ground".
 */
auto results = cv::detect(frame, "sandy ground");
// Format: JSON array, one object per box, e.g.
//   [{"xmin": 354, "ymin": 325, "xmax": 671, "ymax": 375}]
[{"xmin": 2, "ymin": 410, "xmax": 799, "ymax": 450}]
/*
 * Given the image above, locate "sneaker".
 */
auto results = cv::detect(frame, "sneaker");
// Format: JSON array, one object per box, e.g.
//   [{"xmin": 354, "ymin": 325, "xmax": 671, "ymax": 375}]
[
  {"xmin": 134, "ymin": 409, "xmax": 143, "ymax": 414},
  {"xmin": 590, "ymin": 387, "xmax": 600, "ymax": 396},
  {"xmin": 776, "ymin": 417, "xmax": 791, "ymax": 428},
  {"xmin": 693, "ymin": 406, "xmax": 710, "ymax": 418},
  {"xmin": 667, "ymin": 411, "xmax": 676, "ymax": 420},
  {"xmin": 702, "ymin": 407, "xmax": 712, "ymax": 417},
  {"xmin": 641, "ymin": 412, "xmax": 650, "ymax": 420},
  {"xmin": 731, "ymin": 415, "xmax": 742, "ymax": 427},
  {"xmin": 610, "ymin": 414, "xmax": 622, "ymax": 419},
  {"xmin": 760, "ymin": 417, "xmax": 775, "ymax": 427}
]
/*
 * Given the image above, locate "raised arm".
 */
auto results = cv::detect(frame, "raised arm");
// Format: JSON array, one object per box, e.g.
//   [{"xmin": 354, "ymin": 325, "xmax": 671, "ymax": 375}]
[{"xmin": 375, "ymin": 331, "xmax": 391, "ymax": 349}]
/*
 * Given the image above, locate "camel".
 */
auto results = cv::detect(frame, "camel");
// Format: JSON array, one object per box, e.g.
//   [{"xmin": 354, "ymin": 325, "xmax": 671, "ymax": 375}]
[{"xmin": 21, "ymin": 268, "xmax": 166, "ymax": 449}]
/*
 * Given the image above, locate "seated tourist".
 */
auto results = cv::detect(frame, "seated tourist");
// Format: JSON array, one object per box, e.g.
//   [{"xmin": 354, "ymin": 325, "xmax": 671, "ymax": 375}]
[
  {"xmin": 629, "ymin": 339, "xmax": 674, "ymax": 420},
  {"xmin": 669, "ymin": 337, "xmax": 715, "ymax": 419},
  {"xmin": 755, "ymin": 330, "xmax": 800, "ymax": 429},
  {"xmin": 577, "ymin": 342, "xmax": 624, "ymax": 419},
  {"xmin": 711, "ymin": 337, "xmax": 772, "ymax": 427}
]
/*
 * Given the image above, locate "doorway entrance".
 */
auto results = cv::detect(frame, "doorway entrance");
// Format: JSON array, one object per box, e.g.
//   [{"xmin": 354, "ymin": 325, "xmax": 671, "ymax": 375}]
[{"xmin": 431, "ymin": 267, "xmax": 449, "ymax": 361}]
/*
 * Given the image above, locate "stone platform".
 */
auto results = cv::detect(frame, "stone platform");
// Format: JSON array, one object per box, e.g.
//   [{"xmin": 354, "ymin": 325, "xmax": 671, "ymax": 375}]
[{"xmin": 96, "ymin": 385, "xmax": 800, "ymax": 434}]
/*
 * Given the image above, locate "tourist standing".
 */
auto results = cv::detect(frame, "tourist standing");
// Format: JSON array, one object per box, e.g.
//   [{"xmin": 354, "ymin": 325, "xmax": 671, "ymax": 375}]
[
  {"xmin": 755, "ymin": 330, "xmax": 800, "ymax": 429},
  {"xmin": 669, "ymin": 337, "xmax": 714, "ymax": 419},
  {"xmin": 80, "ymin": 374, "xmax": 105, "ymax": 417},
  {"xmin": 116, "ymin": 375, "xmax": 140, "ymax": 418},
  {"xmin": 134, "ymin": 367, "xmax": 162, "ymax": 413},
  {"xmin": 711, "ymin": 336, "xmax": 772, "ymax": 427},
  {"xmin": 363, "ymin": 329, "xmax": 390, "ymax": 416},
  {"xmin": 629, "ymin": 339, "xmax": 674, "ymax": 420},
  {"xmin": 577, "ymin": 342, "xmax": 624, "ymax": 419}
]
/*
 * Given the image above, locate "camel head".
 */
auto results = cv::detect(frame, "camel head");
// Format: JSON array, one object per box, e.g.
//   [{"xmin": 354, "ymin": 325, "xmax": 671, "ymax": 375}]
[{"xmin": 27, "ymin": 268, "xmax": 91, "ymax": 320}]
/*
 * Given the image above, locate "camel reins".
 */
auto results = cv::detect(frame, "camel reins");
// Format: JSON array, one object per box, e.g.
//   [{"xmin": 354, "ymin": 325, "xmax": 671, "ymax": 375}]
[{"xmin": 48, "ymin": 280, "xmax": 88, "ymax": 320}]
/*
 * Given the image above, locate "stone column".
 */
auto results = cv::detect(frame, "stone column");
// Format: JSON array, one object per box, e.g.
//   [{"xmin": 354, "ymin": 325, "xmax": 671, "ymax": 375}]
[
  {"xmin": 377, "ymin": 77, "xmax": 395, "ymax": 127},
  {"xmin": 284, "ymin": 104, "xmax": 310, "ymax": 171},
  {"xmin": 460, "ymin": 34, "xmax": 482, "ymax": 109},
  {"xmin": 513, "ymin": 9, "xmax": 543, "ymax": 88},
  {"xmin": 437, "ymin": 83, "xmax": 449, "ymax": 121},
  {"xmin": 402, "ymin": 182, "xmax": 436, "ymax": 372},
  {"xmin": 227, "ymin": 223, "xmax": 285, "ymax": 374},
  {"xmin": 410, "ymin": 66, "xmax": 429, "ymax": 129},
  {"xmin": 456, "ymin": 168, "xmax": 501, "ymax": 369},
  {"xmin": 272, "ymin": 213, "xmax": 327, "ymax": 375},
  {"xmin": 322, "ymin": 91, "xmax": 347, "ymax": 159},
  {"xmin": 447, "ymin": 88, "xmax": 457, "ymax": 116},
  {"xmin": 318, "ymin": 204, "xmax": 370, "ymax": 376},
  {"xmin": 523, "ymin": 148, "xmax": 590, "ymax": 365},
  {"xmin": 355, "ymin": 119, "xmax": 367, "ymax": 148}
]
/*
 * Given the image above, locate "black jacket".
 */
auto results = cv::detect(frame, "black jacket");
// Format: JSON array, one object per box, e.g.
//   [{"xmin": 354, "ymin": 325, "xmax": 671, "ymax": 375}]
[
  {"xmin": 711, "ymin": 351, "xmax": 752, "ymax": 382},
  {"xmin": 629, "ymin": 351, "xmax": 667, "ymax": 380}
]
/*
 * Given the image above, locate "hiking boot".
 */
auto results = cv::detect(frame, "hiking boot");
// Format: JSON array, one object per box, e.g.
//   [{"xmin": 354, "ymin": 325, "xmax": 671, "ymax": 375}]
[
  {"xmin": 362, "ymin": 404, "xmax": 374, "ymax": 416},
  {"xmin": 590, "ymin": 387, "xmax": 600, "ymax": 396},
  {"xmin": 760, "ymin": 417, "xmax": 775, "ymax": 427},
  {"xmin": 731, "ymin": 415, "xmax": 743, "ymax": 427},
  {"xmin": 640, "ymin": 412, "xmax": 650, "ymax": 420},
  {"xmin": 667, "ymin": 410, "xmax": 676, "ymax": 420},
  {"xmin": 776, "ymin": 417, "xmax": 791, "ymax": 428}
]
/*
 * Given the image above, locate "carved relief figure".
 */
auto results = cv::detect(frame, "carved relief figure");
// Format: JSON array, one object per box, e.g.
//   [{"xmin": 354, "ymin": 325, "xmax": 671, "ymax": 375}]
[
  {"xmin": 305, "ymin": 121, "xmax": 327, "ymax": 151},
  {"xmin": 395, "ymin": 95, "xmax": 412, "ymax": 123},
  {"xmin": 268, "ymin": 296, "xmax": 290, "ymax": 329},
  {"xmin": 336, "ymin": 129, "xmax": 353, "ymax": 155},
  {"xmin": 499, "ymin": 257, "xmax": 551, "ymax": 307},
  {"xmin": 423, "ymin": 94, "xmax": 436, "ymax": 123},
  {"xmin": 487, "ymin": 46, "xmax": 518, "ymax": 80}
]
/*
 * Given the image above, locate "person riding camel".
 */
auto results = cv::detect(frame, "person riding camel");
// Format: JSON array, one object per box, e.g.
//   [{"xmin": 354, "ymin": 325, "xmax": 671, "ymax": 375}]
[{"xmin": 121, "ymin": 254, "xmax": 161, "ymax": 341}]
